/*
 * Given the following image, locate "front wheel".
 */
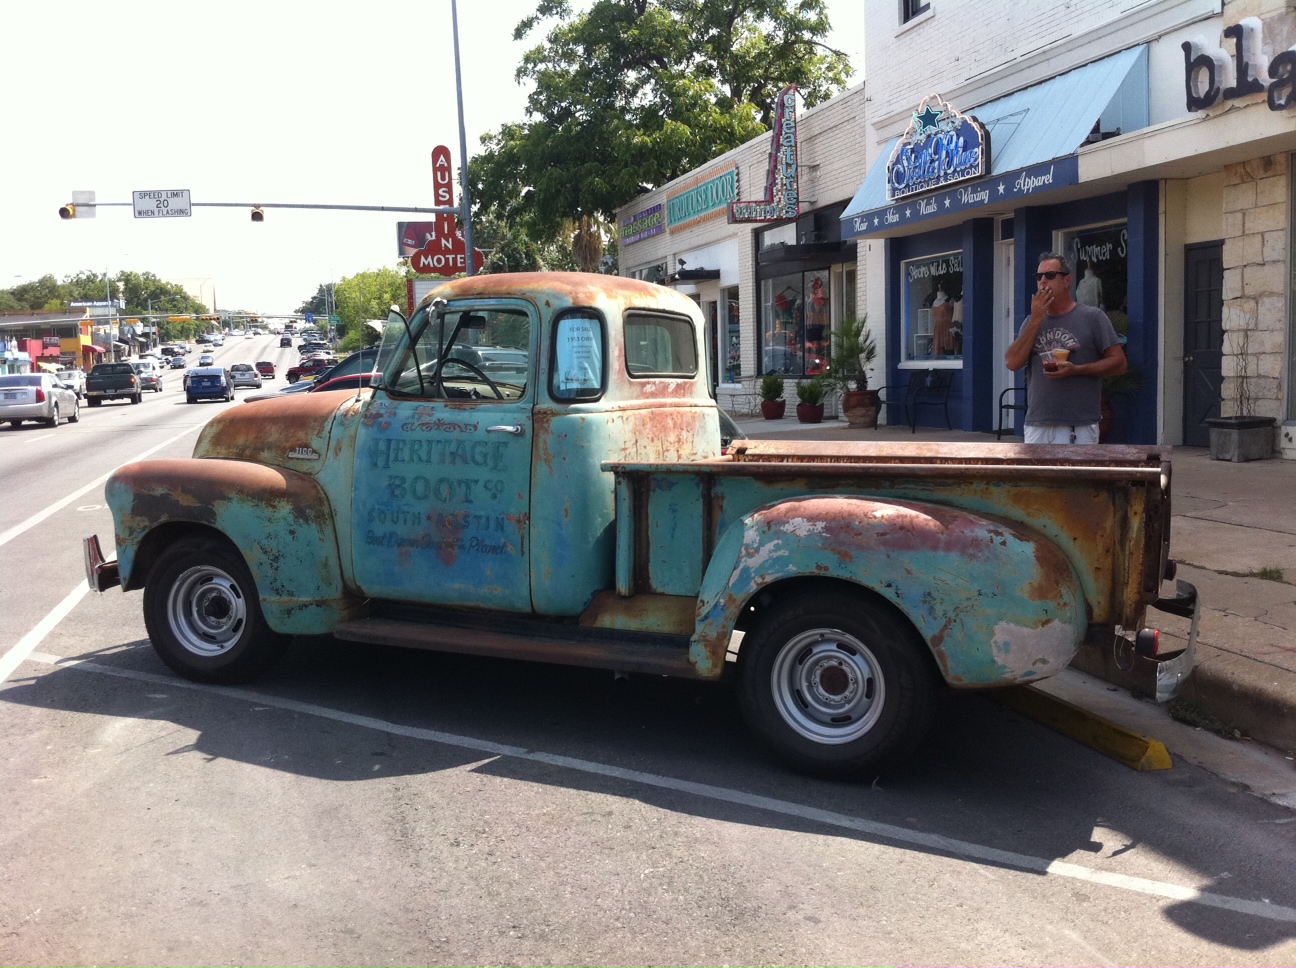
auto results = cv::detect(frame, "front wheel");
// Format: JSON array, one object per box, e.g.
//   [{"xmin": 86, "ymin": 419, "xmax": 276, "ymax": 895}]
[
  {"xmin": 46, "ymin": 404, "xmax": 59, "ymax": 427},
  {"xmin": 68, "ymin": 399, "xmax": 80, "ymax": 423},
  {"xmin": 143, "ymin": 536, "xmax": 291, "ymax": 684},
  {"xmin": 737, "ymin": 590, "xmax": 939, "ymax": 779}
]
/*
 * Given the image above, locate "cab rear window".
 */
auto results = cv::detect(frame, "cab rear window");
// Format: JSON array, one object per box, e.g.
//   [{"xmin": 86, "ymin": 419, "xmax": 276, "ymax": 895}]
[{"xmin": 624, "ymin": 312, "xmax": 697, "ymax": 377}]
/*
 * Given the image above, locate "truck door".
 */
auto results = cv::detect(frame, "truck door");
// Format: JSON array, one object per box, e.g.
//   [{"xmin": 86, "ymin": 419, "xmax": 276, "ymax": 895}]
[{"xmin": 351, "ymin": 304, "xmax": 534, "ymax": 611}]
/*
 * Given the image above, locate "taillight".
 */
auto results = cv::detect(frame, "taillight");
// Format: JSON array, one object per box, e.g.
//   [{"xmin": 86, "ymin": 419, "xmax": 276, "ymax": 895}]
[
  {"xmin": 35, "ymin": 387, "xmax": 46, "ymax": 403},
  {"xmin": 130, "ymin": 376, "xmax": 138, "ymax": 386}
]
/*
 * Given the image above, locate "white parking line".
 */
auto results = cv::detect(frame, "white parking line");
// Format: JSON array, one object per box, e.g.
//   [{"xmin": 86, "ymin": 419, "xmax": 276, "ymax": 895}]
[
  {"xmin": 0, "ymin": 583, "xmax": 88, "ymax": 685},
  {"xmin": 0, "ymin": 425, "xmax": 197, "ymax": 549},
  {"xmin": 20, "ymin": 647, "xmax": 1296, "ymax": 927}
]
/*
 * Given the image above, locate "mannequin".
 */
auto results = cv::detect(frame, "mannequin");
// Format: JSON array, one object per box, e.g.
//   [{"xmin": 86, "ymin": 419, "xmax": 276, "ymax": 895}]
[
  {"xmin": 1076, "ymin": 262, "xmax": 1103, "ymax": 307},
  {"xmin": 931, "ymin": 284, "xmax": 954, "ymax": 355}
]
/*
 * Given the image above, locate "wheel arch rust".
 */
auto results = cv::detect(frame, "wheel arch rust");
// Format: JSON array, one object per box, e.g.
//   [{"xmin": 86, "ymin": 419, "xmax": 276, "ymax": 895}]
[
  {"xmin": 691, "ymin": 495, "xmax": 1087, "ymax": 687},
  {"xmin": 105, "ymin": 458, "xmax": 362, "ymax": 635}
]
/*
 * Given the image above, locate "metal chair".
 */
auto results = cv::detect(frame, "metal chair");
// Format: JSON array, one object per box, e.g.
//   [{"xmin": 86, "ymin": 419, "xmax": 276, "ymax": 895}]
[
  {"xmin": 997, "ymin": 382, "xmax": 1028, "ymax": 440},
  {"xmin": 875, "ymin": 369, "xmax": 953, "ymax": 433}
]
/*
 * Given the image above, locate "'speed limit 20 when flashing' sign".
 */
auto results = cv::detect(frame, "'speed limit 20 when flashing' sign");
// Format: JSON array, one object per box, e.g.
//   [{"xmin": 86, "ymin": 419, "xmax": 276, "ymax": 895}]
[{"xmin": 133, "ymin": 189, "xmax": 191, "ymax": 218}]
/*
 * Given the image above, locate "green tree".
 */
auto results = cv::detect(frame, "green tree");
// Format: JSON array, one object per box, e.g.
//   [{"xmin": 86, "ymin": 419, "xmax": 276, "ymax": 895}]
[
  {"xmin": 333, "ymin": 268, "xmax": 407, "ymax": 351},
  {"xmin": 469, "ymin": 0, "xmax": 851, "ymax": 238},
  {"xmin": 297, "ymin": 283, "xmax": 335, "ymax": 317}
]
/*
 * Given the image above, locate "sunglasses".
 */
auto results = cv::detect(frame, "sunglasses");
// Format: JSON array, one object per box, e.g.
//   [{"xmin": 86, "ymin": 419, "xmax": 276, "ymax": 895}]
[{"xmin": 1036, "ymin": 270, "xmax": 1068, "ymax": 281}]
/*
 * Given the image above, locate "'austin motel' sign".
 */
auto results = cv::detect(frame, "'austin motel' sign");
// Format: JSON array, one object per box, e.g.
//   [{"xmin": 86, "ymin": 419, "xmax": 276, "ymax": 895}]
[{"xmin": 887, "ymin": 94, "xmax": 990, "ymax": 201}]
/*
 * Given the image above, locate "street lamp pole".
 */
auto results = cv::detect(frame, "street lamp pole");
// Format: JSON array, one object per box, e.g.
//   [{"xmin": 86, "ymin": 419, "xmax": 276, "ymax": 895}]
[{"xmin": 451, "ymin": 0, "xmax": 476, "ymax": 276}]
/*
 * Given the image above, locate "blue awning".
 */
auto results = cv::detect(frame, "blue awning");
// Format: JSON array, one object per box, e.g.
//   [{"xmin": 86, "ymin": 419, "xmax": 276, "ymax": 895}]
[{"xmin": 843, "ymin": 45, "xmax": 1148, "ymax": 238}]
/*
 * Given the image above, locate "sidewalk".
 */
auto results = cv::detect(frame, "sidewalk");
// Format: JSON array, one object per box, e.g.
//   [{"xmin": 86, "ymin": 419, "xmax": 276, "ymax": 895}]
[{"xmin": 729, "ymin": 412, "xmax": 1296, "ymax": 756}]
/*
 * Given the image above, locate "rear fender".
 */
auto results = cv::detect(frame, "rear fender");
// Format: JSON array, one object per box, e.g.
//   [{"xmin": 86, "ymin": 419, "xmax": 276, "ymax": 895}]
[
  {"xmin": 105, "ymin": 458, "xmax": 359, "ymax": 635},
  {"xmin": 692, "ymin": 495, "xmax": 1086, "ymax": 685}
]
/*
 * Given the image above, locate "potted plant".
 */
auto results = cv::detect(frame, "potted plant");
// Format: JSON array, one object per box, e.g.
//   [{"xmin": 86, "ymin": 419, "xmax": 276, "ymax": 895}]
[
  {"xmin": 1206, "ymin": 327, "xmax": 1277, "ymax": 461},
  {"xmin": 759, "ymin": 375, "xmax": 786, "ymax": 420},
  {"xmin": 795, "ymin": 376, "xmax": 827, "ymax": 423},
  {"xmin": 827, "ymin": 316, "xmax": 878, "ymax": 429}
]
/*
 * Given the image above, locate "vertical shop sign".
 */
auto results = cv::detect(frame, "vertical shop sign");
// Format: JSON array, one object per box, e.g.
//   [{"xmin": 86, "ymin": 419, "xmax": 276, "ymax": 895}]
[{"xmin": 730, "ymin": 85, "xmax": 800, "ymax": 222}]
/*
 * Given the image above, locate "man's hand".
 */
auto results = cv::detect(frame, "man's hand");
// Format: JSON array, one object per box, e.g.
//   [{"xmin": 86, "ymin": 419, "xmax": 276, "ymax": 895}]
[
  {"xmin": 1043, "ymin": 359, "xmax": 1075, "ymax": 379},
  {"xmin": 1029, "ymin": 287, "xmax": 1054, "ymax": 320}
]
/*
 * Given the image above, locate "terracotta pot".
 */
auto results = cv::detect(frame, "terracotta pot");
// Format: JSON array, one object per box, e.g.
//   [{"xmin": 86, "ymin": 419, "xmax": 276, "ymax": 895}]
[
  {"xmin": 760, "ymin": 399, "xmax": 786, "ymax": 420},
  {"xmin": 841, "ymin": 389, "xmax": 878, "ymax": 429},
  {"xmin": 796, "ymin": 403, "xmax": 824, "ymax": 424}
]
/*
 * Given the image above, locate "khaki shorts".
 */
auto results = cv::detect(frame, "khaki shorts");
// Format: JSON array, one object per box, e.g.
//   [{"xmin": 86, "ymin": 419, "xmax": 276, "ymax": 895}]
[{"xmin": 1024, "ymin": 422, "xmax": 1100, "ymax": 444}]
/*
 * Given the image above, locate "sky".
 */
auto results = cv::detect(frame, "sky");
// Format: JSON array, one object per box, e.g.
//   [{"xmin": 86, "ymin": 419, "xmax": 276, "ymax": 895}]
[{"xmin": 1, "ymin": 0, "xmax": 865, "ymax": 315}]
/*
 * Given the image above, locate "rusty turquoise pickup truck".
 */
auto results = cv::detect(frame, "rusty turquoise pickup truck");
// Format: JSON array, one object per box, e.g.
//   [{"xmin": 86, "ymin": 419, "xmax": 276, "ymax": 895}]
[{"xmin": 84, "ymin": 272, "xmax": 1197, "ymax": 777}]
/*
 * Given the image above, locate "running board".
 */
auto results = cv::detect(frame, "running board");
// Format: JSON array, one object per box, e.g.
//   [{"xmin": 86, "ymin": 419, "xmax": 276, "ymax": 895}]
[{"xmin": 332, "ymin": 615, "xmax": 702, "ymax": 678}]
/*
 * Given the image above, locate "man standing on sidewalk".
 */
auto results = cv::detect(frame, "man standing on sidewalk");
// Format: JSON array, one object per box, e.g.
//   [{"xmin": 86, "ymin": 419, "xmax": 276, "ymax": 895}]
[{"xmin": 1006, "ymin": 253, "xmax": 1127, "ymax": 444}]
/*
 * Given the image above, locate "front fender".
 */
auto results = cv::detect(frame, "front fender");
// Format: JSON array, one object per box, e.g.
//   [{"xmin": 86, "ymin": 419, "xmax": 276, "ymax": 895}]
[
  {"xmin": 692, "ymin": 495, "xmax": 1085, "ymax": 686},
  {"xmin": 105, "ymin": 458, "xmax": 360, "ymax": 635}
]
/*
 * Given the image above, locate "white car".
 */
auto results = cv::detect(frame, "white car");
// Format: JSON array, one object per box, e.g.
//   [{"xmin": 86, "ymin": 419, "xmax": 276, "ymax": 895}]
[
  {"xmin": 55, "ymin": 367, "xmax": 87, "ymax": 397},
  {"xmin": 228, "ymin": 363, "xmax": 263, "ymax": 389},
  {"xmin": 0, "ymin": 373, "xmax": 80, "ymax": 428}
]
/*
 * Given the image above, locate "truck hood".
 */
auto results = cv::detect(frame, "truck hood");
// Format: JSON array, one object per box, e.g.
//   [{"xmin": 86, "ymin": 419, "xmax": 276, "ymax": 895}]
[{"xmin": 193, "ymin": 390, "xmax": 368, "ymax": 474}]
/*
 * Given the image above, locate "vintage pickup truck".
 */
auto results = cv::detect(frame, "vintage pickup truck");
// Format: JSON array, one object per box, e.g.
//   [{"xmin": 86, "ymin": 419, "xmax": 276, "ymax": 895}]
[{"xmin": 84, "ymin": 272, "xmax": 1197, "ymax": 777}]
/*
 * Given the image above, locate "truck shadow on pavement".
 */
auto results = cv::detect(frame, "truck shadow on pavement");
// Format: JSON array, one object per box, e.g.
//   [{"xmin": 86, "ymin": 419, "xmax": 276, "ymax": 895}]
[{"xmin": 7, "ymin": 634, "xmax": 1296, "ymax": 952}]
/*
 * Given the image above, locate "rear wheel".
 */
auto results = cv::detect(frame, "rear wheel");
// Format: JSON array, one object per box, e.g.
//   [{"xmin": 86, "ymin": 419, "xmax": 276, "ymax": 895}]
[
  {"xmin": 131, "ymin": 393, "xmax": 141, "ymax": 405},
  {"xmin": 737, "ymin": 589, "xmax": 939, "ymax": 779},
  {"xmin": 8, "ymin": 419, "xmax": 21, "ymax": 428},
  {"xmin": 143, "ymin": 536, "xmax": 291, "ymax": 684}
]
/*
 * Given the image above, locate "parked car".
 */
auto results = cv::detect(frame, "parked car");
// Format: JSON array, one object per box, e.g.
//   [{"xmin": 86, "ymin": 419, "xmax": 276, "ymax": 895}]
[
  {"xmin": 184, "ymin": 367, "xmax": 234, "ymax": 404},
  {"xmin": 0, "ymin": 373, "xmax": 80, "ymax": 427},
  {"xmin": 198, "ymin": 353, "xmax": 216, "ymax": 367},
  {"xmin": 229, "ymin": 363, "xmax": 263, "ymax": 389},
  {"xmin": 55, "ymin": 367, "xmax": 86, "ymax": 398},
  {"xmin": 285, "ymin": 355, "xmax": 338, "ymax": 383},
  {"xmin": 279, "ymin": 335, "xmax": 293, "ymax": 347},
  {"xmin": 298, "ymin": 340, "xmax": 331, "ymax": 356},
  {"xmin": 131, "ymin": 361, "xmax": 164, "ymax": 393},
  {"xmin": 169, "ymin": 355, "xmax": 188, "ymax": 369},
  {"xmin": 242, "ymin": 371, "xmax": 372, "ymax": 403},
  {"xmin": 255, "ymin": 360, "xmax": 276, "ymax": 378}
]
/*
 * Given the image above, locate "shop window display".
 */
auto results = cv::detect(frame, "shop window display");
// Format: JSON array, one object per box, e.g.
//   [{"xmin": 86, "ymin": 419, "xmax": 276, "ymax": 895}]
[
  {"xmin": 901, "ymin": 252, "xmax": 964, "ymax": 363},
  {"xmin": 760, "ymin": 270, "xmax": 830, "ymax": 377},
  {"xmin": 1062, "ymin": 223, "xmax": 1129, "ymax": 341}
]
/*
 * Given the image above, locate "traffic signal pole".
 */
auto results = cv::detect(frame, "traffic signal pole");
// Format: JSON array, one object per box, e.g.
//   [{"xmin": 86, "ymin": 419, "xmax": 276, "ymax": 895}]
[{"xmin": 60, "ymin": 201, "xmax": 458, "ymax": 218}]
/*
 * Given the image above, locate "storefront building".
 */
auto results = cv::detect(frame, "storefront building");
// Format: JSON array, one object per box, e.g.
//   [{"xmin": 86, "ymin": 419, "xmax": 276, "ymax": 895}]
[
  {"xmin": 616, "ymin": 83, "xmax": 869, "ymax": 408},
  {"xmin": 848, "ymin": 0, "xmax": 1295, "ymax": 456}
]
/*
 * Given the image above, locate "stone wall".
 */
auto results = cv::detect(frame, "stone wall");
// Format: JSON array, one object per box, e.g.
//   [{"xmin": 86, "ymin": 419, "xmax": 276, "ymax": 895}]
[{"xmin": 1221, "ymin": 155, "xmax": 1288, "ymax": 455}]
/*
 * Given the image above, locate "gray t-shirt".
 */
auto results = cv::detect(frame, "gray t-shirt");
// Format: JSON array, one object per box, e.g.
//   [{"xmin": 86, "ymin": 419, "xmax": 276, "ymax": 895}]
[{"xmin": 1019, "ymin": 304, "xmax": 1121, "ymax": 425}]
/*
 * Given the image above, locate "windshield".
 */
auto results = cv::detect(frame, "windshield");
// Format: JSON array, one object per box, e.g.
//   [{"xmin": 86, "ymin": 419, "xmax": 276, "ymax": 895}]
[{"xmin": 381, "ymin": 304, "xmax": 532, "ymax": 401}]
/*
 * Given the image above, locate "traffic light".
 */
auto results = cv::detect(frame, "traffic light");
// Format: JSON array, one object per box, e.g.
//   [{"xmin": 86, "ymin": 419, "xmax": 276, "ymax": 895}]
[
  {"xmin": 250, "ymin": 208, "xmax": 265, "ymax": 222},
  {"xmin": 58, "ymin": 191, "xmax": 96, "ymax": 219}
]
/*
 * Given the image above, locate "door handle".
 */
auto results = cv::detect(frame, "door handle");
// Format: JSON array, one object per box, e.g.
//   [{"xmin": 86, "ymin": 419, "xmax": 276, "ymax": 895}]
[{"xmin": 487, "ymin": 424, "xmax": 524, "ymax": 435}]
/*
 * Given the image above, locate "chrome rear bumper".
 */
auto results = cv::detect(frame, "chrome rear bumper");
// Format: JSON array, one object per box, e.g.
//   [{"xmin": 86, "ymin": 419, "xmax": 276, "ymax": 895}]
[{"xmin": 83, "ymin": 534, "xmax": 120, "ymax": 593}]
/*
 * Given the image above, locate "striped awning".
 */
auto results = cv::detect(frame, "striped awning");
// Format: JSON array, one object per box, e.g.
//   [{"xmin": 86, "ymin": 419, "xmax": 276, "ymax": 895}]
[{"xmin": 89, "ymin": 344, "xmax": 108, "ymax": 353}]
